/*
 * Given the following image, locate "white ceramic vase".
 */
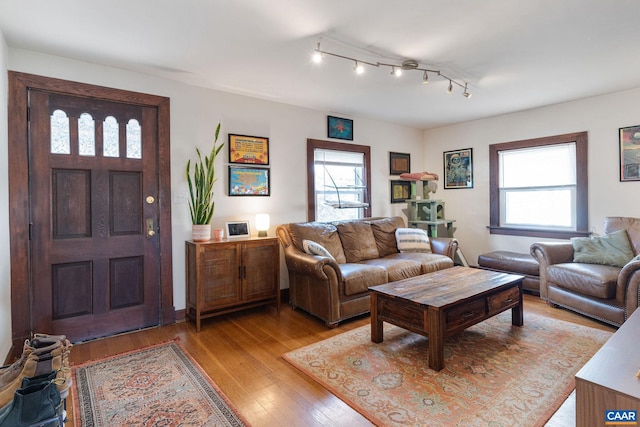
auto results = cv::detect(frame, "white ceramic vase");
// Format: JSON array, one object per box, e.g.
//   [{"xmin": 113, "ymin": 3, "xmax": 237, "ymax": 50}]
[{"xmin": 191, "ymin": 224, "xmax": 211, "ymax": 242}]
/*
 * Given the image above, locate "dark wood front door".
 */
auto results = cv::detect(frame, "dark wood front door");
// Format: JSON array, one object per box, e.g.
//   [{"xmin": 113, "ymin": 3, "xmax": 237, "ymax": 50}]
[{"xmin": 8, "ymin": 72, "xmax": 174, "ymax": 348}]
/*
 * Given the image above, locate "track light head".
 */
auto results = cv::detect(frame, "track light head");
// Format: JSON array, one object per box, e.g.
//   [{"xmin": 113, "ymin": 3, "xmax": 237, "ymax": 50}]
[
  {"xmin": 422, "ymin": 71, "xmax": 429, "ymax": 84},
  {"xmin": 463, "ymin": 83, "xmax": 472, "ymax": 98},
  {"xmin": 447, "ymin": 80, "xmax": 453, "ymax": 93},
  {"xmin": 354, "ymin": 61, "xmax": 365, "ymax": 75},
  {"xmin": 391, "ymin": 66, "xmax": 402, "ymax": 77}
]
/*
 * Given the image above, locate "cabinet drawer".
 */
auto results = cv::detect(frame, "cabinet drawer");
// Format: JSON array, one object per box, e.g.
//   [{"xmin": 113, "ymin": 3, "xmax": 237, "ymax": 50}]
[
  {"xmin": 378, "ymin": 296, "xmax": 426, "ymax": 331},
  {"xmin": 488, "ymin": 286, "xmax": 520, "ymax": 314},
  {"xmin": 446, "ymin": 298, "xmax": 486, "ymax": 331}
]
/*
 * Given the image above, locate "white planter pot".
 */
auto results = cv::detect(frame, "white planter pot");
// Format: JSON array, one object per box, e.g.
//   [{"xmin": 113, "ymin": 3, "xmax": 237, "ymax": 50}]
[{"xmin": 191, "ymin": 224, "xmax": 211, "ymax": 242}]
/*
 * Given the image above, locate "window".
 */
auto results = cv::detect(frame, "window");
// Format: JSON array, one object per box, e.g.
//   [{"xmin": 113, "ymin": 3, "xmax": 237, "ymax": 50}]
[
  {"xmin": 307, "ymin": 139, "xmax": 371, "ymax": 221},
  {"xmin": 489, "ymin": 132, "xmax": 589, "ymax": 239}
]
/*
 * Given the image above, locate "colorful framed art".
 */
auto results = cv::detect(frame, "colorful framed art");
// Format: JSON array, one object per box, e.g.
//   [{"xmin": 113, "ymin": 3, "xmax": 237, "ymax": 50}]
[
  {"xmin": 228, "ymin": 166, "xmax": 270, "ymax": 196},
  {"xmin": 327, "ymin": 116, "xmax": 353, "ymax": 141},
  {"xmin": 620, "ymin": 125, "xmax": 640, "ymax": 181},
  {"xmin": 228, "ymin": 134, "xmax": 269, "ymax": 165},
  {"xmin": 443, "ymin": 148, "xmax": 473, "ymax": 189}
]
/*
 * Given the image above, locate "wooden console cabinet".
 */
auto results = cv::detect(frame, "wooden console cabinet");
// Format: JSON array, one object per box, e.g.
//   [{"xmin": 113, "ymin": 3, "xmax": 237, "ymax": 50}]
[
  {"xmin": 575, "ymin": 309, "xmax": 640, "ymax": 426},
  {"xmin": 185, "ymin": 237, "xmax": 280, "ymax": 331}
]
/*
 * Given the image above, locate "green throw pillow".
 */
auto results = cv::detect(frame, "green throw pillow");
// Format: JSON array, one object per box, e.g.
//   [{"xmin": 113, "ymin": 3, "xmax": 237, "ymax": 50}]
[{"xmin": 571, "ymin": 229, "xmax": 635, "ymax": 267}]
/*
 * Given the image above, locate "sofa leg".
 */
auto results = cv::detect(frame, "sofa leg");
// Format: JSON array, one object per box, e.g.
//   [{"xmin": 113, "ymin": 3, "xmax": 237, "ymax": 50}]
[{"xmin": 325, "ymin": 321, "xmax": 339, "ymax": 329}]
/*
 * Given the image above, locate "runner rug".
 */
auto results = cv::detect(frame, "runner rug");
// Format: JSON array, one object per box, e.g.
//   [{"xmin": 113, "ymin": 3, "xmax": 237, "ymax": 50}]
[
  {"xmin": 283, "ymin": 311, "xmax": 612, "ymax": 427},
  {"xmin": 72, "ymin": 340, "xmax": 248, "ymax": 426}
]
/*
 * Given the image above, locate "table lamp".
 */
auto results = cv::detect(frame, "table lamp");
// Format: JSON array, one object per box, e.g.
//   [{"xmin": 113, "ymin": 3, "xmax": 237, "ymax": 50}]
[{"xmin": 255, "ymin": 213, "xmax": 270, "ymax": 237}]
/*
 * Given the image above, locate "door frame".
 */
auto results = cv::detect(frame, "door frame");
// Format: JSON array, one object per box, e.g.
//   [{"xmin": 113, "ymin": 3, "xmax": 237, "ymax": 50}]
[{"xmin": 8, "ymin": 71, "xmax": 174, "ymax": 355}]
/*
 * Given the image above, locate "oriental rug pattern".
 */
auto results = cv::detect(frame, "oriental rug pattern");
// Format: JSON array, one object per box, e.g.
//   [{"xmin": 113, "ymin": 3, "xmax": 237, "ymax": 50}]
[
  {"xmin": 72, "ymin": 341, "xmax": 247, "ymax": 426},
  {"xmin": 283, "ymin": 312, "xmax": 611, "ymax": 427}
]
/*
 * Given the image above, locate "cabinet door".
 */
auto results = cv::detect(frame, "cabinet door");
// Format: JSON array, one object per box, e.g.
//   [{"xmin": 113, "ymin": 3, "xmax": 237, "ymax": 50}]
[
  {"xmin": 201, "ymin": 243, "xmax": 242, "ymax": 308},
  {"xmin": 243, "ymin": 241, "xmax": 278, "ymax": 301}
]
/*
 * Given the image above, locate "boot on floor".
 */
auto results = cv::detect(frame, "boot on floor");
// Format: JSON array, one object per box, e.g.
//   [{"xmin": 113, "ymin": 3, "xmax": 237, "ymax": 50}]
[
  {"xmin": 0, "ymin": 380, "xmax": 61, "ymax": 427},
  {"xmin": 0, "ymin": 334, "xmax": 72, "ymax": 408}
]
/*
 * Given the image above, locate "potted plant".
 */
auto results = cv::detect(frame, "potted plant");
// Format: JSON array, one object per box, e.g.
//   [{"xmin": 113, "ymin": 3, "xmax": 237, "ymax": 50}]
[{"xmin": 186, "ymin": 122, "xmax": 224, "ymax": 241}]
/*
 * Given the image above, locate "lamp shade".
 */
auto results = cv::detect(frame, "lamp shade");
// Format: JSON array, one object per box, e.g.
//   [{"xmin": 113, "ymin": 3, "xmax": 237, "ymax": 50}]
[{"xmin": 255, "ymin": 213, "xmax": 270, "ymax": 237}]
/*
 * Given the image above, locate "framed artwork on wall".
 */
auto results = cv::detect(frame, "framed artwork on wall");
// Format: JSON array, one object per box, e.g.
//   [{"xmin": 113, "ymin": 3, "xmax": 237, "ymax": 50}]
[
  {"xmin": 327, "ymin": 116, "xmax": 353, "ymax": 140},
  {"xmin": 389, "ymin": 152, "xmax": 411, "ymax": 175},
  {"xmin": 619, "ymin": 125, "xmax": 640, "ymax": 181},
  {"xmin": 228, "ymin": 166, "xmax": 270, "ymax": 196},
  {"xmin": 228, "ymin": 134, "xmax": 269, "ymax": 165},
  {"xmin": 390, "ymin": 180, "xmax": 411, "ymax": 203},
  {"xmin": 443, "ymin": 148, "xmax": 473, "ymax": 189}
]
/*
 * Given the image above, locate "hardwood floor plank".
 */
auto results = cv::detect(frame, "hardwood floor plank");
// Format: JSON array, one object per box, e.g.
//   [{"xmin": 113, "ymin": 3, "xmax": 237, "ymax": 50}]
[{"xmin": 65, "ymin": 293, "xmax": 614, "ymax": 426}]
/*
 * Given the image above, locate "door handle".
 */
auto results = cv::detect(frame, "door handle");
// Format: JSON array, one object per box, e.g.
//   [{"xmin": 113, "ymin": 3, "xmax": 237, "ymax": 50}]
[{"xmin": 146, "ymin": 218, "xmax": 155, "ymax": 237}]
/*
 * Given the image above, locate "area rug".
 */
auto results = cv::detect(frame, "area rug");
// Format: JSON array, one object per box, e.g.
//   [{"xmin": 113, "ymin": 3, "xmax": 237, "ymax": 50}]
[
  {"xmin": 283, "ymin": 312, "xmax": 612, "ymax": 427},
  {"xmin": 72, "ymin": 340, "xmax": 248, "ymax": 426}
]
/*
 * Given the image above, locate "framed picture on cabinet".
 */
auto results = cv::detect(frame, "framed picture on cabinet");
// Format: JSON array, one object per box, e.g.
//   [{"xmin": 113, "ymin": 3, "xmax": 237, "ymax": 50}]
[
  {"xmin": 443, "ymin": 148, "xmax": 473, "ymax": 189},
  {"xmin": 225, "ymin": 221, "xmax": 250, "ymax": 239},
  {"xmin": 228, "ymin": 134, "xmax": 269, "ymax": 165},
  {"xmin": 619, "ymin": 125, "xmax": 640, "ymax": 181},
  {"xmin": 228, "ymin": 166, "xmax": 270, "ymax": 196}
]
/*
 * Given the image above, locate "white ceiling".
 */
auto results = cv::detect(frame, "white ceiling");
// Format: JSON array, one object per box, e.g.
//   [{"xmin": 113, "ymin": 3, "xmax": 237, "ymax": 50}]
[{"xmin": 2, "ymin": 0, "xmax": 640, "ymax": 130}]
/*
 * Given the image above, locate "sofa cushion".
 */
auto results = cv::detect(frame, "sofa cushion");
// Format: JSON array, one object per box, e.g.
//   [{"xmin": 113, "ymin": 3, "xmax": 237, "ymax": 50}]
[
  {"xmin": 395, "ymin": 228, "xmax": 432, "ymax": 253},
  {"xmin": 391, "ymin": 252, "xmax": 455, "ymax": 274},
  {"xmin": 369, "ymin": 217, "xmax": 404, "ymax": 257},
  {"xmin": 302, "ymin": 239, "xmax": 334, "ymax": 260},
  {"xmin": 359, "ymin": 257, "xmax": 423, "ymax": 282},
  {"xmin": 548, "ymin": 263, "xmax": 620, "ymax": 299},
  {"xmin": 336, "ymin": 221, "xmax": 379, "ymax": 263},
  {"xmin": 604, "ymin": 216, "xmax": 640, "ymax": 256},
  {"xmin": 339, "ymin": 263, "xmax": 388, "ymax": 296},
  {"xmin": 571, "ymin": 229, "xmax": 635, "ymax": 267},
  {"xmin": 288, "ymin": 222, "xmax": 346, "ymax": 264}
]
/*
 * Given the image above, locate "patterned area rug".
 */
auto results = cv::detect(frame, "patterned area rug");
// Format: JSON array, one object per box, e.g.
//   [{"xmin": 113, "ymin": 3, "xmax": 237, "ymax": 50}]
[
  {"xmin": 72, "ymin": 341, "xmax": 247, "ymax": 426},
  {"xmin": 283, "ymin": 312, "xmax": 612, "ymax": 427}
]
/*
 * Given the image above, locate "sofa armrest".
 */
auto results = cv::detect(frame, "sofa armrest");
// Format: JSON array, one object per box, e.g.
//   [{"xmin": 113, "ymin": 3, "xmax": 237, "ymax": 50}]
[
  {"xmin": 619, "ymin": 259, "xmax": 640, "ymax": 317},
  {"xmin": 530, "ymin": 242, "xmax": 575, "ymax": 266},
  {"xmin": 282, "ymin": 249, "xmax": 343, "ymax": 281},
  {"xmin": 430, "ymin": 237, "xmax": 458, "ymax": 260},
  {"xmin": 530, "ymin": 241, "xmax": 574, "ymax": 302}
]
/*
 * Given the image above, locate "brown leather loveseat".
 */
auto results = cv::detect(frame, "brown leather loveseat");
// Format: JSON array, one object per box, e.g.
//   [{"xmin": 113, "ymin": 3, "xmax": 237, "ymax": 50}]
[
  {"xmin": 531, "ymin": 216, "xmax": 640, "ymax": 327},
  {"xmin": 276, "ymin": 216, "xmax": 457, "ymax": 327}
]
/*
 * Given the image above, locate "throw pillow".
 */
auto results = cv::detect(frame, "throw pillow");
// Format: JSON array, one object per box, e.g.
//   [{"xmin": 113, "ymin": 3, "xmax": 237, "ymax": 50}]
[
  {"xmin": 336, "ymin": 221, "xmax": 379, "ymax": 263},
  {"xmin": 370, "ymin": 217, "xmax": 404, "ymax": 257},
  {"xmin": 395, "ymin": 228, "xmax": 432, "ymax": 253},
  {"xmin": 302, "ymin": 239, "xmax": 335, "ymax": 260},
  {"xmin": 571, "ymin": 229, "xmax": 635, "ymax": 267}
]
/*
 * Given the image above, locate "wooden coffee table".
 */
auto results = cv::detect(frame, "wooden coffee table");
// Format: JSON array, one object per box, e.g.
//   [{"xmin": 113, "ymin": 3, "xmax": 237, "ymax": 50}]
[{"xmin": 370, "ymin": 266, "xmax": 524, "ymax": 371}]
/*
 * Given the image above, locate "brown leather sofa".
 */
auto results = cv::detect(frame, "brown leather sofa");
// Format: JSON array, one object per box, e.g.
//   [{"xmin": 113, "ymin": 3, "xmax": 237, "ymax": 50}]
[
  {"xmin": 531, "ymin": 216, "xmax": 640, "ymax": 327},
  {"xmin": 276, "ymin": 216, "xmax": 458, "ymax": 327}
]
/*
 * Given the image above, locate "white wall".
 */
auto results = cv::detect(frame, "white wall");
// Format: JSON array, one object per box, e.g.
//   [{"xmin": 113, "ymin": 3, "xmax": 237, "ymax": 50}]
[
  {"xmin": 0, "ymin": 32, "xmax": 10, "ymax": 361},
  {"xmin": 3, "ymin": 49, "xmax": 425, "ymax": 340},
  {"xmin": 423, "ymin": 89, "xmax": 640, "ymax": 265}
]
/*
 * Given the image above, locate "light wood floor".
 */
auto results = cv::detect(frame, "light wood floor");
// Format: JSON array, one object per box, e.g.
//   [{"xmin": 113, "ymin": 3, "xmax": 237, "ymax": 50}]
[{"xmin": 66, "ymin": 294, "xmax": 615, "ymax": 426}]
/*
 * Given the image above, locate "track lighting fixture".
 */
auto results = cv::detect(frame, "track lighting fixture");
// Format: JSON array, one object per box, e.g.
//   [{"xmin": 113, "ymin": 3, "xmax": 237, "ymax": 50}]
[{"xmin": 313, "ymin": 42, "xmax": 471, "ymax": 97}]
